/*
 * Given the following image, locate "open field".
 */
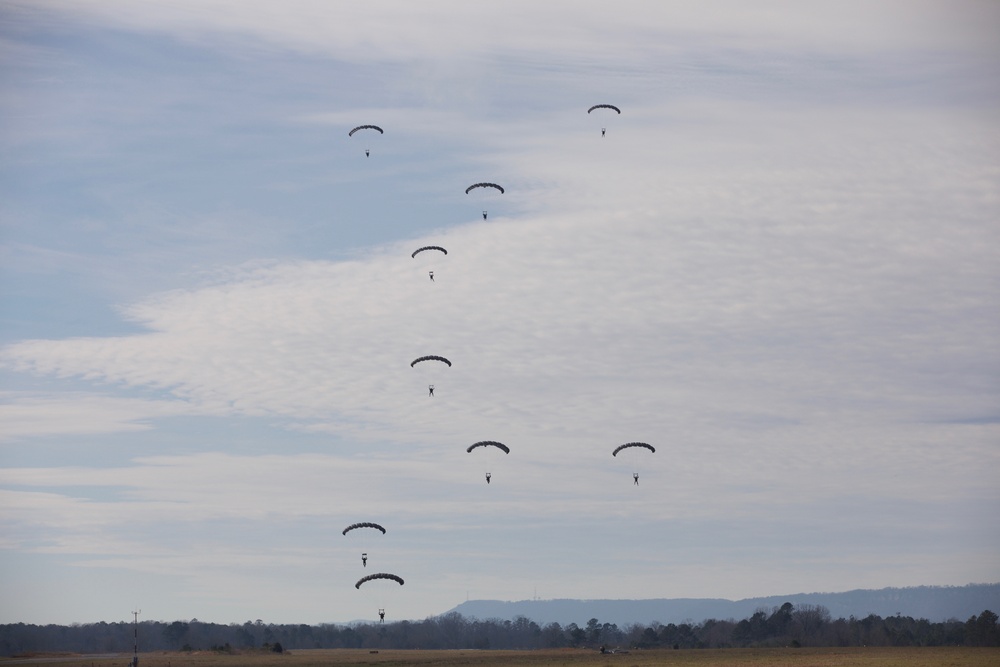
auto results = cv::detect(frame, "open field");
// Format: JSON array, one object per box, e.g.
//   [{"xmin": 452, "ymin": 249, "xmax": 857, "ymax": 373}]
[{"xmin": 3, "ymin": 647, "xmax": 999, "ymax": 667}]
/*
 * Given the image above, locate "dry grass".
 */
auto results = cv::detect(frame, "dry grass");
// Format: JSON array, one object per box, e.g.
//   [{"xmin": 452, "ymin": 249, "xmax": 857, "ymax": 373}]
[{"xmin": 3, "ymin": 647, "xmax": 999, "ymax": 667}]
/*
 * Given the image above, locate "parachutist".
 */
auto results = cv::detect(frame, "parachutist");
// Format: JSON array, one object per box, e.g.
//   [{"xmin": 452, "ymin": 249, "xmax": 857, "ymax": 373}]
[
  {"xmin": 482, "ymin": 210, "xmax": 488, "ymax": 220},
  {"xmin": 379, "ymin": 609, "xmax": 385, "ymax": 623},
  {"xmin": 429, "ymin": 271, "xmax": 434, "ymax": 281},
  {"xmin": 485, "ymin": 472, "xmax": 491, "ymax": 484},
  {"xmin": 428, "ymin": 384, "xmax": 434, "ymax": 397},
  {"xmin": 343, "ymin": 524, "xmax": 385, "ymax": 570},
  {"xmin": 633, "ymin": 473, "xmax": 639, "ymax": 485},
  {"xmin": 602, "ymin": 128, "xmax": 606, "ymax": 137},
  {"xmin": 365, "ymin": 149, "xmax": 370, "ymax": 157}
]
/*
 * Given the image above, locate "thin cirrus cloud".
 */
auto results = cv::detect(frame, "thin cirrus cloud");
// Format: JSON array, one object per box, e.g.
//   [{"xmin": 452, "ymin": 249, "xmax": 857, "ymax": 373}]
[{"xmin": 19, "ymin": 0, "xmax": 1000, "ymax": 59}]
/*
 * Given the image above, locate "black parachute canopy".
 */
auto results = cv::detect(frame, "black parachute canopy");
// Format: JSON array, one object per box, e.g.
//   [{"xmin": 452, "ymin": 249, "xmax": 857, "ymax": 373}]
[
  {"xmin": 465, "ymin": 182, "xmax": 504, "ymax": 195},
  {"xmin": 411, "ymin": 245, "xmax": 447, "ymax": 258},
  {"xmin": 356, "ymin": 572, "xmax": 404, "ymax": 589},
  {"xmin": 411, "ymin": 355, "xmax": 451, "ymax": 367},
  {"xmin": 348, "ymin": 124, "xmax": 384, "ymax": 136},
  {"xmin": 612, "ymin": 442, "xmax": 655, "ymax": 456},
  {"xmin": 467, "ymin": 440, "xmax": 510, "ymax": 454},
  {"xmin": 587, "ymin": 104, "xmax": 621, "ymax": 114},
  {"xmin": 342, "ymin": 522, "xmax": 387, "ymax": 536}
]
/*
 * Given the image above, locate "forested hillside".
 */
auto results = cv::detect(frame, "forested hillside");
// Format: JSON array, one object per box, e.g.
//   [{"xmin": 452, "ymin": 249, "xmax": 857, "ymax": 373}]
[{"xmin": 449, "ymin": 584, "xmax": 1000, "ymax": 626}]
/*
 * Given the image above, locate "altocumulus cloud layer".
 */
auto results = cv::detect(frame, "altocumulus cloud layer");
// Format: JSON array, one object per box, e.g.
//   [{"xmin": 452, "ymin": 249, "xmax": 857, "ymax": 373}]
[{"xmin": 1, "ymin": 0, "xmax": 999, "ymax": 624}]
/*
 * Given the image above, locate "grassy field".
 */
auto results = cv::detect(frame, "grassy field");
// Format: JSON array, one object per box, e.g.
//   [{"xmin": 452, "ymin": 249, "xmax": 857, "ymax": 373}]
[{"xmin": 3, "ymin": 647, "xmax": 999, "ymax": 667}]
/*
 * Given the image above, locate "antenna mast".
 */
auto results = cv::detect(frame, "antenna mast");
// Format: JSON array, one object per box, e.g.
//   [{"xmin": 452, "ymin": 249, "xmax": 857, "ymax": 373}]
[{"xmin": 131, "ymin": 609, "xmax": 140, "ymax": 667}]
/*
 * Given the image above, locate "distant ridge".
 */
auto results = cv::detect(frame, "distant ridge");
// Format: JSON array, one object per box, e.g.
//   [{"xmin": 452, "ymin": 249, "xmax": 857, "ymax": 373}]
[{"xmin": 444, "ymin": 583, "xmax": 1000, "ymax": 626}]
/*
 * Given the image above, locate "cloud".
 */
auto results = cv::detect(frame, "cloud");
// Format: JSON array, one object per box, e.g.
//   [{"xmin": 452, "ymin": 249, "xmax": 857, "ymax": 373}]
[
  {"xmin": 14, "ymin": 0, "xmax": 1000, "ymax": 62},
  {"xmin": 0, "ymin": 393, "xmax": 196, "ymax": 440},
  {"xmin": 3, "ymin": 90, "xmax": 997, "ymax": 521},
  {"xmin": 2, "ymin": 0, "xmax": 998, "ymax": 624},
  {"xmin": 5, "ymin": 99, "xmax": 996, "ymax": 443}
]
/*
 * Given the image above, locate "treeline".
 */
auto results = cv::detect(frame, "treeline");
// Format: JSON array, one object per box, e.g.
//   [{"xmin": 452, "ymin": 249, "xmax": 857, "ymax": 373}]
[{"xmin": 2, "ymin": 605, "xmax": 998, "ymax": 656}]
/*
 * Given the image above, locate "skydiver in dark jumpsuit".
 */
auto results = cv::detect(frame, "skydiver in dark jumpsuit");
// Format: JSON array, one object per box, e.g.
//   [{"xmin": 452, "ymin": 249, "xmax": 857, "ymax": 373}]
[
  {"xmin": 428, "ymin": 384, "xmax": 434, "ymax": 397},
  {"xmin": 429, "ymin": 271, "xmax": 434, "ymax": 281},
  {"xmin": 485, "ymin": 472, "xmax": 491, "ymax": 484},
  {"xmin": 633, "ymin": 472, "xmax": 639, "ymax": 485}
]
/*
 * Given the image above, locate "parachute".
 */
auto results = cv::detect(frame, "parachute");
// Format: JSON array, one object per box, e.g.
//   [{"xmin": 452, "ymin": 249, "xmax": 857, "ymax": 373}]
[
  {"xmin": 348, "ymin": 124, "xmax": 384, "ymax": 136},
  {"xmin": 587, "ymin": 104, "xmax": 621, "ymax": 114},
  {"xmin": 412, "ymin": 355, "xmax": 451, "ymax": 396},
  {"xmin": 466, "ymin": 183, "xmax": 504, "ymax": 220},
  {"xmin": 342, "ymin": 522, "xmax": 387, "ymax": 536},
  {"xmin": 467, "ymin": 440, "xmax": 509, "ymax": 484},
  {"xmin": 411, "ymin": 355, "xmax": 452, "ymax": 367},
  {"xmin": 356, "ymin": 573, "xmax": 404, "ymax": 589},
  {"xmin": 612, "ymin": 442, "xmax": 655, "ymax": 456},
  {"xmin": 349, "ymin": 125, "xmax": 384, "ymax": 156},
  {"xmin": 467, "ymin": 441, "xmax": 510, "ymax": 454},
  {"xmin": 411, "ymin": 246, "xmax": 447, "ymax": 258},
  {"xmin": 465, "ymin": 182, "xmax": 505, "ymax": 195},
  {"xmin": 588, "ymin": 105, "xmax": 620, "ymax": 136},
  {"xmin": 343, "ymin": 522, "xmax": 385, "ymax": 568}
]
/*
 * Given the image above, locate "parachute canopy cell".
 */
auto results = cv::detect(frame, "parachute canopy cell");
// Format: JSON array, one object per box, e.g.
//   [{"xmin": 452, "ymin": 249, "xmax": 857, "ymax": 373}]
[
  {"xmin": 612, "ymin": 442, "xmax": 655, "ymax": 456},
  {"xmin": 587, "ymin": 104, "xmax": 621, "ymax": 114},
  {"xmin": 467, "ymin": 441, "xmax": 510, "ymax": 454},
  {"xmin": 411, "ymin": 355, "xmax": 452, "ymax": 367},
  {"xmin": 355, "ymin": 573, "xmax": 404, "ymax": 589},
  {"xmin": 411, "ymin": 246, "xmax": 448, "ymax": 258},
  {"xmin": 342, "ymin": 522, "xmax": 387, "ymax": 536},
  {"xmin": 348, "ymin": 124, "xmax": 384, "ymax": 136},
  {"xmin": 465, "ymin": 182, "xmax": 505, "ymax": 195}
]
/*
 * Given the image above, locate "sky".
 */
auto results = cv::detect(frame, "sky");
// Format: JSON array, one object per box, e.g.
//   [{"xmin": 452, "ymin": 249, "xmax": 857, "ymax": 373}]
[{"xmin": 1, "ymin": 0, "xmax": 999, "ymax": 626}]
